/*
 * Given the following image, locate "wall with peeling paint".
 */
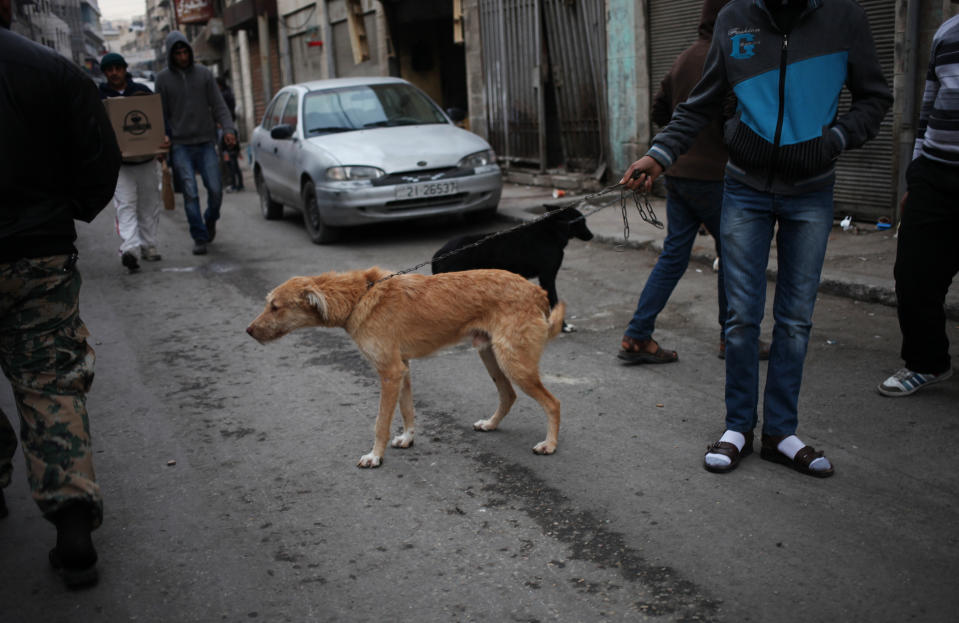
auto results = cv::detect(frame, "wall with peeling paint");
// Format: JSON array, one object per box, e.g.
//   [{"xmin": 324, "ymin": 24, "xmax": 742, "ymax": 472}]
[{"xmin": 606, "ymin": 0, "xmax": 650, "ymax": 178}]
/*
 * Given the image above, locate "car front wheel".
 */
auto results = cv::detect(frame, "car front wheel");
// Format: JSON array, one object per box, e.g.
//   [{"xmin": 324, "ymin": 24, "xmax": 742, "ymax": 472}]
[
  {"xmin": 302, "ymin": 180, "xmax": 339, "ymax": 244},
  {"xmin": 256, "ymin": 169, "xmax": 284, "ymax": 220}
]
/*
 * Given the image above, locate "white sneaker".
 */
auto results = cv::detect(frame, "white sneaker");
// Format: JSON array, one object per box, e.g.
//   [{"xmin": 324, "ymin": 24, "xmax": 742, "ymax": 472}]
[{"xmin": 877, "ymin": 367, "xmax": 953, "ymax": 397}]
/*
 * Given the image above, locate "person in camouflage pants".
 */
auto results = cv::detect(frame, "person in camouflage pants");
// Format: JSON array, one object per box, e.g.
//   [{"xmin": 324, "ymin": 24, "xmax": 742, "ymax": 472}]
[
  {"xmin": 0, "ymin": 256, "xmax": 103, "ymax": 527},
  {"xmin": 2, "ymin": 0, "xmax": 121, "ymax": 587}
]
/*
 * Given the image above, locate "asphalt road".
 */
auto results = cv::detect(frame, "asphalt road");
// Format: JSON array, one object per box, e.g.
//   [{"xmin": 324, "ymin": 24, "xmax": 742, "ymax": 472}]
[{"xmin": 1, "ymin": 186, "xmax": 957, "ymax": 622}]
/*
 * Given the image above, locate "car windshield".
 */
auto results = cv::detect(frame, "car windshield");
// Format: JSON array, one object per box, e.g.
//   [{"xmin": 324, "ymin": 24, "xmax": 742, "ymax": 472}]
[{"xmin": 303, "ymin": 83, "xmax": 448, "ymax": 136}]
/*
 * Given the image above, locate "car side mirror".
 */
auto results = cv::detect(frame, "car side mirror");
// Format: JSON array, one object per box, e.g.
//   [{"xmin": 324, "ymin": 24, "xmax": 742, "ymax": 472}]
[
  {"xmin": 271, "ymin": 124, "xmax": 295, "ymax": 140},
  {"xmin": 446, "ymin": 107, "xmax": 466, "ymax": 123}
]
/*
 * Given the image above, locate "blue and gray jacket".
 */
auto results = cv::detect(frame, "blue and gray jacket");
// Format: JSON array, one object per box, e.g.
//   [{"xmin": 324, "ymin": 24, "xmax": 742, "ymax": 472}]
[{"xmin": 647, "ymin": 0, "xmax": 893, "ymax": 195}]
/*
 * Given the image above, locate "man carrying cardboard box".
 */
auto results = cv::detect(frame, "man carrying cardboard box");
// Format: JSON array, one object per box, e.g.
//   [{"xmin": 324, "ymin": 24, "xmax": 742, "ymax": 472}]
[{"xmin": 99, "ymin": 52, "xmax": 169, "ymax": 272}]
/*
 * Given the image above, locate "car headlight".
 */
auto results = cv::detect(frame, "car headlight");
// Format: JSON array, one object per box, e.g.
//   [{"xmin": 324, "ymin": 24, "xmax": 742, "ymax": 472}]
[
  {"xmin": 458, "ymin": 149, "xmax": 496, "ymax": 169},
  {"xmin": 326, "ymin": 166, "xmax": 385, "ymax": 181}
]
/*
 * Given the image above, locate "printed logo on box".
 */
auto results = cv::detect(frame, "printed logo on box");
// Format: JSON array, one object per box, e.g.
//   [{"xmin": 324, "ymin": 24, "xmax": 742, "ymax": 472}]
[{"xmin": 122, "ymin": 110, "xmax": 152, "ymax": 136}]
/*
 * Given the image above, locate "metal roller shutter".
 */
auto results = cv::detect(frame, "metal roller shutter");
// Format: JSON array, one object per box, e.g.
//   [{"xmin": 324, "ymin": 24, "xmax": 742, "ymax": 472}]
[
  {"xmin": 542, "ymin": 0, "xmax": 607, "ymax": 171},
  {"xmin": 647, "ymin": 0, "xmax": 895, "ymax": 216},
  {"xmin": 648, "ymin": 0, "xmax": 702, "ymax": 124},
  {"xmin": 478, "ymin": 0, "xmax": 542, "ymax": 166},
  {"xmin": 833, "ymin": 0, "xmax": 896, "ymax": 218},
  {"xmin": 478, "ymin": 0, "xmax": 607, "ymax": 172}
]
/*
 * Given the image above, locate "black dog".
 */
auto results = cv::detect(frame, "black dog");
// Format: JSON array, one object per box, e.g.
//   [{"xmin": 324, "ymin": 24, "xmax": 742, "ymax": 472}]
[{"xmin": 431, "ymin": 205, "xmax": 593, "ymax": 331}]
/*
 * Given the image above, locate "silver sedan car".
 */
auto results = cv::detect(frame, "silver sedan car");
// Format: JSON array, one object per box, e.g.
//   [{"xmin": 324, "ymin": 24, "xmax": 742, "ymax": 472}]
[{"xmin": 252, "ymin": 76, "xmax": 502, "ymax": 243}]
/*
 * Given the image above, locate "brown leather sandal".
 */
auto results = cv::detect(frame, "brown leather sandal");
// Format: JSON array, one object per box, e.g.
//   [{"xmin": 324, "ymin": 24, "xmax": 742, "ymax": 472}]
[
  {"xmin": 760, "ymin": 435, "xmax": 834, "ymax": 478},
  {"xmin": 618, "ymin": 336, "xmax": 678, "ymax": 365},
  {"xmin": 703, "ymin": 431, "xmax": 754, "ymax": 473}
]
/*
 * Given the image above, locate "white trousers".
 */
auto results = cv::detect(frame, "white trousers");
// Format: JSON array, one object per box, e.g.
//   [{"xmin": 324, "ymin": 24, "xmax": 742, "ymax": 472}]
[{"xmin": 114, "ymin": 161, "xmax": 161, "ymax": 253}]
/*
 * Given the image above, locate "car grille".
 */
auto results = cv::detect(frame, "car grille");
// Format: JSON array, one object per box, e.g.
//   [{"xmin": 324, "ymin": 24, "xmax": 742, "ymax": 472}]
[
  {"xmin": 372, "ymin": 167, "xmax": 471, "ymax": 187},
  {"xmin": 385, "ymin": 192, "xmax": 469, "ymax": 211}
]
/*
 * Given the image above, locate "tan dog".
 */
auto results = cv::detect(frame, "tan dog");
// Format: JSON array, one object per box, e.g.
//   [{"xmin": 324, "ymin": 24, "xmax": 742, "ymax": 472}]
[{"xmin": 246, "ymin": 267, "xmax": 565, "ymax": 468}]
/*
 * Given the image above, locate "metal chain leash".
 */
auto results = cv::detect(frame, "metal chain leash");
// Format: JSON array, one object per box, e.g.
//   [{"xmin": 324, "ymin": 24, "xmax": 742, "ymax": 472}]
[
  {"xmin": 618, "ymin": 183, "xmax": 664, "ymax": 239},
  {"xmin": 371, "ymin": 183, "xmax": 663, "ymax": 286}
]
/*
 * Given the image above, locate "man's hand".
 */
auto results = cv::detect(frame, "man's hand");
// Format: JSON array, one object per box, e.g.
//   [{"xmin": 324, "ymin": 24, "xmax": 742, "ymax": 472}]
[
  {"xmin": 899, "ymin": 191, "xmax": 908, "ymax": 214},
  {"xmin": 620, "ymin": 156, "xmax": 664, "ymax": 192},
  {"xmin": 159, "ymin": 135, "xmax": 171, "ymax": 151},
  {"xmin": 224, "ymin": 132, "xmax": 237, "ymax": 148}
]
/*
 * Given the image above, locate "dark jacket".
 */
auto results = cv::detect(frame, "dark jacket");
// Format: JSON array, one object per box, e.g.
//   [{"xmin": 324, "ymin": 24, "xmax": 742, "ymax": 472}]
[
  {"xmin": 648, "ymin": 0, "xmax": 893, "ymax": 195},
  {"xmin": 0, "ymin": 27, "xmax": 121, "ymax": 261},
  {"xmin": 155, "ymin": 31, "xmax": 235, "ymax": 145},
  {"xmin": 98, "ymin": 78, "xmax": 153, "ymax": 99},
  {"xmin": 652, "ymin": 0, "xmax": 731, "ymax": 181}
]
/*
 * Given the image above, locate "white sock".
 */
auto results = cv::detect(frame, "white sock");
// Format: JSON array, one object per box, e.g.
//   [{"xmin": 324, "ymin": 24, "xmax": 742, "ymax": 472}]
[
  {"xmin": 777, "ymin": 434, "xmax": 832, "ymax": 471},
  {"xmin": 776, "ymin": 435, "xmax": 805, "ymax": 459},
  {"xmin": 705, "ymin": 430, "xmax": 746, "ymax": 468}
]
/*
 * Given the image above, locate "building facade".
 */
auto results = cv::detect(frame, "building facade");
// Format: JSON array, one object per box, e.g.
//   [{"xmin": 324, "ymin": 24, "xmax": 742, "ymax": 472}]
[
  {"xmin": 138, "ymin": 0, "xmax": 959, "ymax": 219},
  {"xmin": 9, "ymin": 0, "xmax": 106, "ymax": 71},
  {"xmin": 467, "ymin": 0, "xmax": 958, "ymax": 220}
]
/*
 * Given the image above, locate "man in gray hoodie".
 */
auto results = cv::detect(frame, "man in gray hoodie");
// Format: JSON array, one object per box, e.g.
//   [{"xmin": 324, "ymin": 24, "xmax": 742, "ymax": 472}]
[{"xmin": 156, "ymin": 31, "xmax": 237, "ymax": 255}]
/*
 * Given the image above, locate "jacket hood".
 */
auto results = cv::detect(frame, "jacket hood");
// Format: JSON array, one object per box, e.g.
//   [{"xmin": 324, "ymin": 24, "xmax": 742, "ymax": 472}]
[
  {"xmin": 165, "ymin": 31, "xmax": 193, "ymax": 70},
  {"xmin": 699, "ymin": 0, "xmax": 733, "ymax": 38}
]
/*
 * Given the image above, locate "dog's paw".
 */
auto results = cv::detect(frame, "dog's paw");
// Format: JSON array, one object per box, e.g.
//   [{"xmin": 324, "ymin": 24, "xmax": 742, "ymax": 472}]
[
  {"xmin": 473, "ymin": 419, "xmax": 497, "ymax": 432},
  {"xmin": 391, "ymin": 431, "xmax": 414, "ymax": 448},
  {"xmin": 562, "ymin": 322, "xmax": 577, "ymax": 333},
  {"xmin": 357, "ymin": 453, "xmax": 383, "ymax": 468},
  {"xmin": 532, "ymin": 441, "xmax": 557, "ymax": 455}
]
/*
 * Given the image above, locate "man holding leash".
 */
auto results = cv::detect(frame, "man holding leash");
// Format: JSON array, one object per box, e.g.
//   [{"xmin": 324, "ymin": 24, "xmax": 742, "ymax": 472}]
[
  {"xmin": 623, "ymin": 0, "xmax": 891, "ymax": 477},
  {"xmin": 99, "ymin": 52, "xmax": 167, "ymax": 272},
  {"xmin": 619, "ymin": 0, "xmax": 762, "ymax": 365}
]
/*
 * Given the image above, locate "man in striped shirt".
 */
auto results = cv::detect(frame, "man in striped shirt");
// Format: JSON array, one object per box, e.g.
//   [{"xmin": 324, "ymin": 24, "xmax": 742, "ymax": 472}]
[{"xmin": 877, "ymin": 14, "xmax": 959, "ymax": 397}]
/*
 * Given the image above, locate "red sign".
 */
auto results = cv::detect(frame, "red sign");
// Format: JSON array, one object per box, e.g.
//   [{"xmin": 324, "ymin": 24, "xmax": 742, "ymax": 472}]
[{"xmin": 175, "ymin": 0, "xmax": 215, "ymax": 25}]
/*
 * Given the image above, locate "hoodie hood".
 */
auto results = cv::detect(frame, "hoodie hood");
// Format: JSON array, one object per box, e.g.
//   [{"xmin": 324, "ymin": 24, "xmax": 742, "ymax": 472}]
[
  {"xmin": 698, "ymin": 0, "xmax": 733, "ymax": 38},
  {"xmin": 165, "ymin": 31, "xmax": 193, "ymax": 70}
]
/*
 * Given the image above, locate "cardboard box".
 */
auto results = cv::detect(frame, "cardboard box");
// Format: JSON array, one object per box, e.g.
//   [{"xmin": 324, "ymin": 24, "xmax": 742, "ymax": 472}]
[{"xmin": 103, "ymin": 94, "xmax": 165, "ymax": 159}]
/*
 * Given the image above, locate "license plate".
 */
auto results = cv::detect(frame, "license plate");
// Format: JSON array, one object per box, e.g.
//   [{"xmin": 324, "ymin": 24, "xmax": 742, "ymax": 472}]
[{"xmin": 394, "ymin": 181, "xmax": 458, "ymax": 199}]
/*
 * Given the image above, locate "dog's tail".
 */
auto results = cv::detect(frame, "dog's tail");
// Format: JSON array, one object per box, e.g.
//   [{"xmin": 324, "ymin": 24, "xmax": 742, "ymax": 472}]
[{"xmin": 547, "ymin": 301, "xmax": 566, "ymax": 340}]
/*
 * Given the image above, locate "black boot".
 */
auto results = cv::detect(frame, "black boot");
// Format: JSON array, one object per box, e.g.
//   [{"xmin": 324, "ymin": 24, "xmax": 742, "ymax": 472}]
[
  {"xmin": 0, "ymin": 489, "xmax": 7, "ymax": 518},
  {"xmin": 48, "ymin": 503, "xmax": 98, "ymax": 588}
]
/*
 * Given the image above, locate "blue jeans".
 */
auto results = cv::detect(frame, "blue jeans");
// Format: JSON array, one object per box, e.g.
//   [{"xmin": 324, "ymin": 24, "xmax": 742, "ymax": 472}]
[
  {"xmin": 170, "ymin": 142, "xmax": 222, "ymax": 242},
  {"xmin": 721, "ymin": 177, "xmax": 833, "ymax": 437},
  {"xmin": 626, "ymin": 176, "xmax": 726, "ymax": 341}
]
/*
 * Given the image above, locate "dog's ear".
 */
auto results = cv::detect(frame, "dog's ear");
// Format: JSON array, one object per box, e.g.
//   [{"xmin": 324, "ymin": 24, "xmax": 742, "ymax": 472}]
[{"xmin": 303, "ymin": 284, "xmax": 328, "ymax": 319}]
